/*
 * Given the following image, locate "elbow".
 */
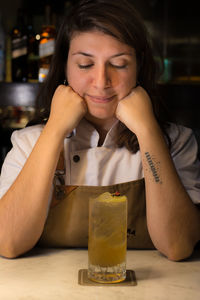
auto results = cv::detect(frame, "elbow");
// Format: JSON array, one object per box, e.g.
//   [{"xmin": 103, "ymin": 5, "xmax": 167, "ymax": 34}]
[
  {"xmin": 0, "ymin": 239, "xmax": 31, "ymax": 259},
  {"xmin": 0, "ymin": 230, "xmax": 40, "ymax": 259},
  {"xmin": 166, "ymin": 247, "xmax": 193, "ymax": 262},
  {"xmin": 0, "ymin": 244, "xmax": 23, "ymax": 259},
  {"xmin": 166, "ymin": 233, "xmax": 200, "ymax": 261},
  {"xmin": 1, "ymin": 251, "xmax": 20, "ymax": 259},
  {"xmin": 162, "ymin": 241, "xmax": 195, "ymax": 262}
]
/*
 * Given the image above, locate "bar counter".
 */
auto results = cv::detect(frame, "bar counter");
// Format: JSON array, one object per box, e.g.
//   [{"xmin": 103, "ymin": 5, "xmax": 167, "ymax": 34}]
[
  {"xmin": 0, "ymin": 248, "xmax": 200, "ymax": 300},
  {"xmin": 0, "ymin": 247, "xmax": 199, "ymax": 299}
]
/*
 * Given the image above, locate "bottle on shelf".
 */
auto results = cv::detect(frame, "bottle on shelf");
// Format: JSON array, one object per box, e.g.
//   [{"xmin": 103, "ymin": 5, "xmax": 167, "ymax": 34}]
[
  {"xmin": 5, "ymin": 34, "xmax": 12, "ymax": 83},
  {"xmin": 38, "ymin": 5, "xmax": 56, "ymax": 82},
  {"xmin": 64, "ymin": 0, "xmax": 73, "ymax": 17},
  {"xmin": 11, "ymin": 8, "xmax": 28, "ymax": 82},
  {"xmin": 0, "ymin": 13, "xmax": 5, "ymax": 82}
]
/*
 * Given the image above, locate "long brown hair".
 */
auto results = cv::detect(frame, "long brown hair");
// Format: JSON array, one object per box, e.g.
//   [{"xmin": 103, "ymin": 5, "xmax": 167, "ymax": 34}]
[{"xmin": 32, "ymin": 0, "xmax": 170, "ymax": 152}]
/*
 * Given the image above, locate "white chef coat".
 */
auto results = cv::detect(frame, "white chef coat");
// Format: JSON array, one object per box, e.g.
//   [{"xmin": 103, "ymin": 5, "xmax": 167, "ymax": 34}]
[{"xmin": 0, "ymin": 119, "xmax": 200, "ymax": 204}]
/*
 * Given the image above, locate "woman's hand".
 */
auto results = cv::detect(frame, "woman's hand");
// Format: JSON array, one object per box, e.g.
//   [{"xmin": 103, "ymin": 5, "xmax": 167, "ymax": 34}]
[
  {"xmin": 115, "ymin": 86, "xmax": 156, "ymax": 136},
  {"xmin": 47, "ymin": 85, "xmax": 87, "ymax": 137}
]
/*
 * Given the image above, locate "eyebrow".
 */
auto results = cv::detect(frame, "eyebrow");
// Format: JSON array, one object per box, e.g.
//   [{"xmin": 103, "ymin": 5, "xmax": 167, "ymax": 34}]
[{"xmin": 72, "ymin": 51, "xmax": 133, "ymax": 58}]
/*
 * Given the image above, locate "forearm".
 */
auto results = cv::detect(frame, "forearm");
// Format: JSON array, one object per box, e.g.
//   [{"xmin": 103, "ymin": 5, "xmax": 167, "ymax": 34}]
[
  {"xmin": 137, "ymin": 121, "xmax": 200, "ymax": 260},
  {"xmin": 0, "ymin": 123, "xmax": 65, "ymax": 258},
  {"xmin": 0, "ymin": 85, "xmax": 87, "ymax": 258},
  {"xmin": 116, "ymin": 86, "xmax": 200, "ymax": 260}
]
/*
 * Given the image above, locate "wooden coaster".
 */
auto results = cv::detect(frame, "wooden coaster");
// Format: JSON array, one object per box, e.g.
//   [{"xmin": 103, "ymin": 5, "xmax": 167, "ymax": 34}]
[{"xmin": 78, "ymin": 269, "xmax": 137, "ymax": 286}]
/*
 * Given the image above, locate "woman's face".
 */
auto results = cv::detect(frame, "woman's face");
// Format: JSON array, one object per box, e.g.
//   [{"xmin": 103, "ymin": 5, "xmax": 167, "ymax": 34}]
[{"xmin": 67, "ymin": 30, "xmax": 137, "ymax": 128}]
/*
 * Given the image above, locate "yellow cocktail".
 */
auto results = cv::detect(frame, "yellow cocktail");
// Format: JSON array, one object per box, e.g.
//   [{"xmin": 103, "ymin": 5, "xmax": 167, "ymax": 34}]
[{"xmin": 88, "ymin": 192, "xmax": 127, "ymax": 283}]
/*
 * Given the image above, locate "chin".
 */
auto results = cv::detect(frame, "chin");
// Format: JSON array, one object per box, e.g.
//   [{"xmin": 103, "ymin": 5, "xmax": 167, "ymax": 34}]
[
  {"xmin": 85, "ymin": 110, "xmax": 116, "ymax": 126},
  {"xmin": 87, "ymin": 109, "xmax": 114, "ymax": 120}
]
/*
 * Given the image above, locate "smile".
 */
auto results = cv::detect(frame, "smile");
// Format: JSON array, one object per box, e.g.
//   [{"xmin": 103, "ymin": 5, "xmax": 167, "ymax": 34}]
[{"xmin": 87, "ymin": 95, "xmax": 115, "ymax": 103}]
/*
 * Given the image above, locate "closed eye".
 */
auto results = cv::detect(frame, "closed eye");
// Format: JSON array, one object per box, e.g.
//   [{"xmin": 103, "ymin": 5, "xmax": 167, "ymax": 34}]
[
  {"xmin": 78, "ymin": 63, "xmax": 127, "ymax": 69},
  {"xmin": 110, "ymin": 63, "xmax": 127, "ymax": 69},
  {"xmin": 78, "ymin": 64, "xmax": 94, "ymax": 69}
]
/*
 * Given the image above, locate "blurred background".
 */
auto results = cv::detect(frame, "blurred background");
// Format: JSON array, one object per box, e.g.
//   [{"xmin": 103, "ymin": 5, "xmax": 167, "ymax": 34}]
[{"xmin": 0, "ymin": 0, "xmax": 200, "ymax": 166}]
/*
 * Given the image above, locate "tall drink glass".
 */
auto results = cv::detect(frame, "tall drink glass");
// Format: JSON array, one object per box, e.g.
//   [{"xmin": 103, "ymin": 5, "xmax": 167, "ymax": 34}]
[{"xmin": 88, "ymin": 192, "xmax": 127, "ymax": 283}]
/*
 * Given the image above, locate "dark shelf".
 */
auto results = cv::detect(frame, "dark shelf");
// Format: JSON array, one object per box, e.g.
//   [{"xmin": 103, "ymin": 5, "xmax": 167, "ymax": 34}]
[{"xmin": 158, "ymin": 83, "xmax": 200, "ymax": 128}]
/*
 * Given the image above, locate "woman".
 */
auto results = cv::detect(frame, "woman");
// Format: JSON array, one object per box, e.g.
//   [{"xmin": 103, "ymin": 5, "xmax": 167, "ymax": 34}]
[{"xmin": 0, "ymin": 0, "xmax": 200, "ymax": 259}]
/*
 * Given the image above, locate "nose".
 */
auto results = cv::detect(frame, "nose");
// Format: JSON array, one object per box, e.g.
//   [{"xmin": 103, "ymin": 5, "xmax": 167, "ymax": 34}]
[{"xmin": 93, "ymin": 65, "xmax": 111, "ymax": 89}]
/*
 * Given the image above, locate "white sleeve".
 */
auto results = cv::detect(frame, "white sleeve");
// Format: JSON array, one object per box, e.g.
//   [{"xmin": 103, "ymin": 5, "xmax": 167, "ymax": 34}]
[
  {"xmin": 169, "ymin": 124, "xmax": 200, "ymax": 205},
  {"xmin": 0, "ymin": 125, "xmax": 43, "ymax": 199}
]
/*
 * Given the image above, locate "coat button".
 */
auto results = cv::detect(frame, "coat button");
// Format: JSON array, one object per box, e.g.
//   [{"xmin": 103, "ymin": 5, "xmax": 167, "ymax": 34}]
[{"xmin": 73, "ymin": 155, "xmax": 80, "ymax": 163}]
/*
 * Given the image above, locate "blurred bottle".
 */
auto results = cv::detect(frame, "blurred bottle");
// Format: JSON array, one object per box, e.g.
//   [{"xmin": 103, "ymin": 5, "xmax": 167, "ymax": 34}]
[
  {"xmin": 38, "ymin": 5, "xmax": 56, "ymax": 82},
  {"xmin": 11, "ymin": 8, "xmax": 28, "ymax": 82},
  {"xmin": 27, "ymin": 15, "xmax": 40, "ymax": 82},
  {"xmin": 64, "ymin": 0, "xmax": 72, "ymax": 16},
  {"xmin": 5, "ymin": 35, "xmax": 12, "ymax": 82},
  {"xmin": 0, "ymin": 13, "xmax": 5, "ymax": 81}
]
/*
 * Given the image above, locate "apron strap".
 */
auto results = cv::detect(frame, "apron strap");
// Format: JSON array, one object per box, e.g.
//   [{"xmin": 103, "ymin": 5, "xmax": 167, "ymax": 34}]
[
  {"xmin": 52, "ymin": 148, "xmax": 77, "ymax": 207},
  {"xmin": 52, "ymin": 148, "xmax": 66, "ymax": 206},
  {"xmin": 56, "ymin": 148, "xmax": 65, "ymax": 174}
]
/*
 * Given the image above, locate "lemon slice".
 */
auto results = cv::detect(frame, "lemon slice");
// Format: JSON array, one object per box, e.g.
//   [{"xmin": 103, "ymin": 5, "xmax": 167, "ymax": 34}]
[{"xmin": 97, "ymin": 192, "xmax": 127, "ymax": 203}]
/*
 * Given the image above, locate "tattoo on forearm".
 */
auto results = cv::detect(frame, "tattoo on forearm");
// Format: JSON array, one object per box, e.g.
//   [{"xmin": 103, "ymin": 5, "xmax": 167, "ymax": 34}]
[{"xmin": 144, "ymin": 152, "xmax": 162, "ymax": 184}]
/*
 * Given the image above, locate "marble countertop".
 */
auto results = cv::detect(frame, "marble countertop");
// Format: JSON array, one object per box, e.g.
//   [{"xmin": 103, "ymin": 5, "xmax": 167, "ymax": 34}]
[{"xmin": 0, "ymin": 247, "xmax": 199, "ymax": 300}]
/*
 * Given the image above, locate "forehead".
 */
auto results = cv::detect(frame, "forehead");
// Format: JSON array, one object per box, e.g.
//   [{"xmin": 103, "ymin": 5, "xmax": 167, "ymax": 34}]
[{"xmin": 69, "ymin": 30, "xmax": 135, "ymax": 55}]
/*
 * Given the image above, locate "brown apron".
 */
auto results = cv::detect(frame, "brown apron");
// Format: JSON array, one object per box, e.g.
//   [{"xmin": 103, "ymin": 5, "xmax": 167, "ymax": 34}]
[{"xmin": 38, "ymin": 151, "xmax": 155, "ymax": 249}]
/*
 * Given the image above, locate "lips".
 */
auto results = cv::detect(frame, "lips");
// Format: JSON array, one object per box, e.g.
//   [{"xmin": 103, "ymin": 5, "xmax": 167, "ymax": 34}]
[{"xmin": 87, "ymin": 94, "xmax": 115, "ymax": 103}]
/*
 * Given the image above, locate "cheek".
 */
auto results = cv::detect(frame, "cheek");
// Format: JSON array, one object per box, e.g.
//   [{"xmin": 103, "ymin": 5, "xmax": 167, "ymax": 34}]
[
  {"xmin": 66, "ymin": 64, "xmax": 75, "ymax": 86},
  {"xmin": 67, "ymin": 67, "xmax": 87, "ymax": 96},
  {"xmin": 117, "ymin": 71, "xmax": 136, "ymax": 92}
]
